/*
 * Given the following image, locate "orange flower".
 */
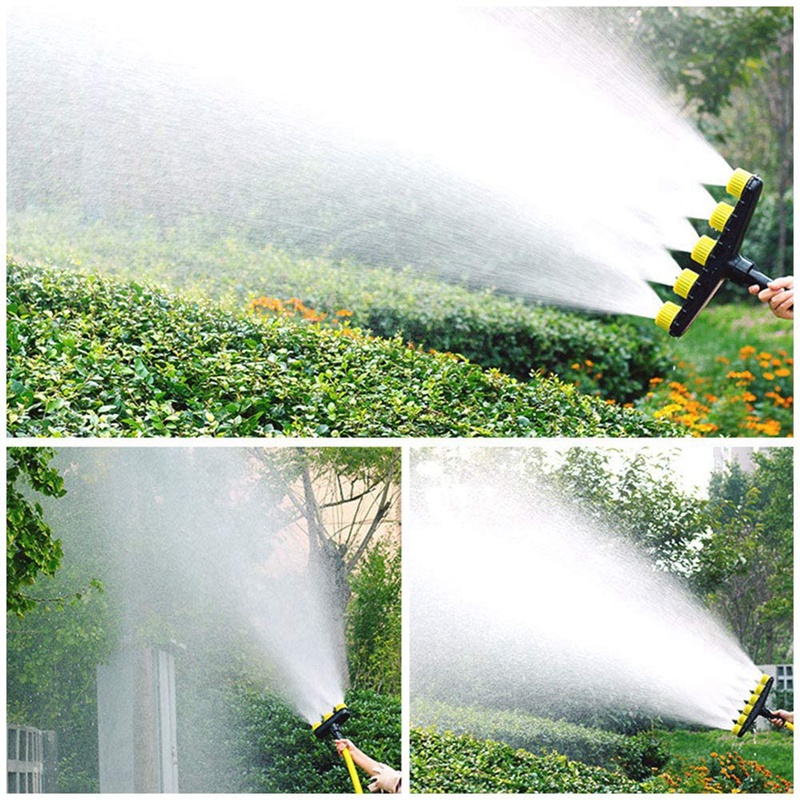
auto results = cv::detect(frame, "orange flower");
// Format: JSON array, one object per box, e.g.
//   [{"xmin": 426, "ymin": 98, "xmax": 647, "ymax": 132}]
[{"xmin": 739, "ymin": 345, "xmax": 756, "ymax": 358}]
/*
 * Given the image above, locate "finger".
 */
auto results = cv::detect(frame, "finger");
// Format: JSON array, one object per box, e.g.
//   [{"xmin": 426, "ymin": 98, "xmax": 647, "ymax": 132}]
[
  {"xmin": 759, "ymin": 288, "xmax": 777, "ymax": 302},
  {"xmin": 772, "ymin": 291, "xmax": 794, "ymax": 312},
  {"xmin": 749, "ymin": 284, "xmax": 761, "ymax": 295},
  {"xmin": 769, "ymin": 277, "xmax": 793, "ymax": 290}
]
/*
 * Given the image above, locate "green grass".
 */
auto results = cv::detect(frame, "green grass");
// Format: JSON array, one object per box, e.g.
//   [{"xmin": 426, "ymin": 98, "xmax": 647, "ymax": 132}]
[{"xmin": 657, "ymin": 728, "xmax": 793, "ymax": 783}]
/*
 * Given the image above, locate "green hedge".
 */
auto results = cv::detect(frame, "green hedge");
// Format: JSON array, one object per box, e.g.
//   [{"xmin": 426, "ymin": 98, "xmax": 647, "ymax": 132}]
[
  {"xmin": 411, "ymin": 727, "xmax": 645, "ymax": 793},
  {"xmin": 258, "ymin": 258, "xmax": 670, "ymax": 403},
  {"xmin": 413, "ymin": 699, "xmax": 668, "ymax": 781},
  {"xmin": 188, "ymin": 684, "xmax": 400, "ymax": 794},
  {"xmin": 8, "ymin": 213, "xmax": 671, "ymax": 402},
  {"xmin": 6, "ymin": 261, "xmax": 678, "ymax": 438}
]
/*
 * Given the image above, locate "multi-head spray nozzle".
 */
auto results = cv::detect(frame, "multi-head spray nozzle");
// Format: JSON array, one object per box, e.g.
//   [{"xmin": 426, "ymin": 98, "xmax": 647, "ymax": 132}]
[
  {"xmin": 312, "ymin": 704, "xmax": 364, "ymax": 793},
  {"xmin": 656, "ymin": 168, "xmax": 775, "ymax": 337},
  {"xmin": 732, "ymin": 674, "xmax": 794, "ymax": 737}
]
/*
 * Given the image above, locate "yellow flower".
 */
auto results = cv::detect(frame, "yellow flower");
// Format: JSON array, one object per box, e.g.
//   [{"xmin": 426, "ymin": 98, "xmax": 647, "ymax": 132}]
[
  {"xmin": 763, "ymin": 372, "xmax": 775, "ymax": 381},
  {"xmin": 739, "ymin": 345, "xmax": 756, "ymax": 358}
]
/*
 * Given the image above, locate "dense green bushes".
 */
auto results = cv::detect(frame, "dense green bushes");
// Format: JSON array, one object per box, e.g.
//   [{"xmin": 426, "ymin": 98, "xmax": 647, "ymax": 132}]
[
  {"xmin": 226, "ymin": 685, "xmax": 400, "ymax": 794},
  {"xmin": 8, "ymin": 213, "xmax": 671, "ymax": 402},
  {"xmin": 413, "ymin": 699, "xmax": 668, "ymax": 781},
  {"xmin": 410, "ymin": 727, "xmax": 644, "ymax": 793},
  {"xmin": 6, "ymin": 261, "xmax": 677, "ymax": 437}
]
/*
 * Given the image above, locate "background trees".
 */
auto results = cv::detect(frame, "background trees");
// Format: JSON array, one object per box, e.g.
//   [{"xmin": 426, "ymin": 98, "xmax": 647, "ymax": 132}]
[{"xmin": 540, "ymin": 445, "xmax": 793, "ymax": 663}]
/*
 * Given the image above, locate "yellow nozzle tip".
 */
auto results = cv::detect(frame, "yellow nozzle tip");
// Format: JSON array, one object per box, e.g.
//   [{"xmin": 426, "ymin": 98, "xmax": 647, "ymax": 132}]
[
  {"xmin": 691, "ymin": 235, "xmax": 716, "ymax": 267},
  {"xmin": 709, "ymin": 201, "xmax": 735, "ymax": 232},
  {"xmin": 311, "ymin": 721, "xmax": 322, "ymax": 731},
  {"xmin": 760, "ymin": 674, "xmax": 770, "ymax": 685},
  {"xmin": 655, "ymin": 301, "xmax": 681, "ymax": 332},
  {"xmin": 732, "ymin": 723, "xmax": 742, "ymax": 735},
  {"xmin": 334, "ymin": 703, "xmax": 347, "ymax": 712},
  {"xmin": 674, "ymin": 268, "xmax": 700, "ymax": 299},
  {"xmin": 727, "ymin": 168, "xmax": 753, "ymax": 199}
]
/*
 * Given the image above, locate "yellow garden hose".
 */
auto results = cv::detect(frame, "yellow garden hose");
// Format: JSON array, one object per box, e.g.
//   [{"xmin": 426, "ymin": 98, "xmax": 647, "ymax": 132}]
[{"xmin": 341, "ymin": 747, "xmax": 364, "ymax": 793}]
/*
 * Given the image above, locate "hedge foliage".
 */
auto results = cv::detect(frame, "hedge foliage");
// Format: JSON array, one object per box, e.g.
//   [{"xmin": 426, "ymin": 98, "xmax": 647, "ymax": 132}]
[
  {"xmin": 226, "ymin": 685, "xmax": 400, "ymax": 794},
  {"xmin": 8, "ymin": 214, "xmax": 671, "ymax": 402},
  {"xmin": 410, "ymin": 727, "xmax": 644, "ymax": 793},
  {"xmin": 413, "ymin": 698, "xmax": 668, "ymax": 781},
  {"xmin": 6, "ymin": 261, "xmax": 678, "ymax": 438}
]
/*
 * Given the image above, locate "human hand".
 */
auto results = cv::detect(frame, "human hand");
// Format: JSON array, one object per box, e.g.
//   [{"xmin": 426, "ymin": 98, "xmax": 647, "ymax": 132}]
[
  {"xmin": 770, "ymin": 710, "xmax": 794, "ymax": 728},
  {"xmin": 334, "ymin": 738, "xmax": 353, "ymax": 756},
  {"xmin": 367, "ymin": 763, "xmax": 402, "ymax": 794},
  {"xmin": 749, "ymin": 276, "xmax": 794, "ymax": 320}
]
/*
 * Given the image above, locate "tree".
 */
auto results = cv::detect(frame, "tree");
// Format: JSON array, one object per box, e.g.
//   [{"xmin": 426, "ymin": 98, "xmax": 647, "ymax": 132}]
[
  {"xmin": 346, "ymin": 540, "xmax": 401, "ymax": 694},
  {"xmin": 538, "ymin": 447, "xmax": 708, "ymax": 576},
  {"xmin": 255, "ymin": 447, "xmax": 401, "ymax": 582},
  {"xmin": 7, "ymin": 448, "xmax": 67, "ymax": 616},
  {"xmin": 633, "ymin": 7, "xmax": 793, "ymax": 275},
  {"xmin": 699, "ymin": 450, "xmax": 793, "ymax": 662}
]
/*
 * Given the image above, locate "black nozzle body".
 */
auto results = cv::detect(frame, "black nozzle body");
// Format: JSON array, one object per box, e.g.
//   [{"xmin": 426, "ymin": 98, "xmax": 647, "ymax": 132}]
[
  {"xmin": 313, "ymin": 706, "xmax": 351, "ymax": 741},
  {"xmin": 735, "ymin": 676, "xmax": 777, "ymax": 738},
  {"xmin": 669, "ymin": 174, "xmax": 772, "ymax": 337}
]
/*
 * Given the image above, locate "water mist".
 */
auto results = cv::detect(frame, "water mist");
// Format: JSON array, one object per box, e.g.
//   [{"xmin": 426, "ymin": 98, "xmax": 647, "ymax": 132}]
[
  {"xmin": 8, "ymin": 6, "xmax": 733, "ymax": 317},
  {"xmin": 47, "ymin": 447, "xmax": 349, "ymax": 724},
  {"xmin": 410, "ymin": 448, "xmax": 763, "ymax": 731}
]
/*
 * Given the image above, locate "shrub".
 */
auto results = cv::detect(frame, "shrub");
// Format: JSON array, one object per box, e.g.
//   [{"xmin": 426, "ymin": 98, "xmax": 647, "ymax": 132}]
[
  {"xmin": 6, "ymin": 261, "xmax": 677, "ymax": 438},
  {"xmin": 412, "ymin": 699, "xmax": 668, "ymax": 781},
  {"xmin": 410, "ymin": 727, "xmax": 643, "ymax": 793},
  {"xmin": 8, "ymin": 212, "xmax": 671, "ymax": 402},
  {"xmin": 227, "ymin": 684, "xmax": 400, "ymax": 794}
]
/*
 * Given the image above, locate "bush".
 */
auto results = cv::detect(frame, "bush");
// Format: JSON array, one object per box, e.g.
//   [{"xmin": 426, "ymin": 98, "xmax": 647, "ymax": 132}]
[
  {"xmin": 412, "ymin": 699, "xmax": 668, "ymax": 781},
  {"xmin": 8, "ymin": 212, "xmax": 671, "ymax": 402},
  {"xmin": 228, "ymin": 684, "xmax": 400, "ymax": 794},
  {"xmin": 410, "ymin": 727, "xmax": 644, "ymax": 793},
  {"xmin": 6, "ymin": 261, "xmax": 677, "ymax": 438}
]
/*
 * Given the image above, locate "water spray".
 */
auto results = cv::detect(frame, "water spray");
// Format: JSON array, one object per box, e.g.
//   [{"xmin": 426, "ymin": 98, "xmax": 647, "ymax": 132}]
[
  {"xmin": 312, "ymin": 704, "xmax": 363, "ymax": 794},
  {"xmin": 732, "ymin": 674, "xmax": 794, "ymax": 737},
  {"xmin": 655, "ymin": 168, "xmax": 784, "ymax": 336}
]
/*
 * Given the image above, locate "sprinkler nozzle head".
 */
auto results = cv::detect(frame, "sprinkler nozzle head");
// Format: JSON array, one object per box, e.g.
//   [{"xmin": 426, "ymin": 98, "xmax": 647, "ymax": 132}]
[
  {"xmin": 709, "ymin": 201, "xmax": 735, "ymax": 232},
  {"xmin": 690, "ymin": 235, "xmax": 717, "ymax": 267},
  {"xmin": 732, "ymin": 674, "xmax": 775, "ymax": 737},
  {"xmin": 655, "ymin": 301, "xmax": 681, "ymax": 332},
  {"xmin": 674, "ymin": 268, "xmax": 700, "ymax": 299},
  {"xmin": 727, "ymin": 168, "xmax": 754, "ymax": 199},
  {"xmin": 311, "ymin": 704, "xmax": 351, "ymax": 740}
]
